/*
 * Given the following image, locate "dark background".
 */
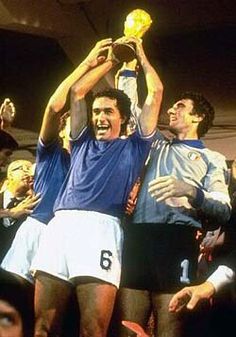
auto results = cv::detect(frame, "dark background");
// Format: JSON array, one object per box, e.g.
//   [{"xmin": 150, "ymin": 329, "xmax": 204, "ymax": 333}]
[{"xmin": 0, "ymin": 0, "xmax": 235, "ymax": 159}]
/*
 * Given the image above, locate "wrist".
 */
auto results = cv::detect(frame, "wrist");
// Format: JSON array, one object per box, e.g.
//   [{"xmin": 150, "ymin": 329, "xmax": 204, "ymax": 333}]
[
  {"xmin": 108, "ymin": 52, "xmax": 120, "ymax": 66},
  {"xmin": 80, "ymin": 60, "xmax": 92, "ymax": 70},
  {"xmin": 204, "ymin": 281, "xmax": 216, "ymax": 297},
  {"xmin": 2, "ymin": 208, "xmax": 11, "ymax": 218},
  {"xmin": 188, "ymin": 187, "xmax": 204, "ymax": 208}
]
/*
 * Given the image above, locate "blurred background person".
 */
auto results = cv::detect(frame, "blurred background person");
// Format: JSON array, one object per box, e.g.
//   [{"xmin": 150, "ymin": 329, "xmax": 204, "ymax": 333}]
[
  {"xmin": 0, "ymin": 268, "xmax": 33, "ymax": 337},
  {"xmin": 0, "ymin": 98, "xmax": 16, "ymax": 130}
]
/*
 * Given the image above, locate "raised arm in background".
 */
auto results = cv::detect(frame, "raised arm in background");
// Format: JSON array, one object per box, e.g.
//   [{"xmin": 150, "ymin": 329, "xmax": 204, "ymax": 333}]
[{"xmin": 40, "ymin": 38, "xmax": 113, "ymax": 144}]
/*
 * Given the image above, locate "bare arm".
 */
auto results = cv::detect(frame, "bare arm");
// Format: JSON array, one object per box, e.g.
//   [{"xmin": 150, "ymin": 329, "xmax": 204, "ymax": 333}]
[
  {"xmin": 40, "ymin": 62, "xmax": 90, "ymax": 145},
  {"xmin": 70, "ymin": 48, "xmax": 118, "ymax": 138},
  {"xmin": 70, "ymin": 96, "xmax": 87, "ymax": 139},
  {"xmin": 40, "ymin": 38, "xmax": 113, "ymax": 144},
  {"xmin": 114, "ymin": 37, "xmax": 163, "ymax": 136},
  {"xmin": 135, "ymin": 38, "xmax": 163, "ymax": 136}
]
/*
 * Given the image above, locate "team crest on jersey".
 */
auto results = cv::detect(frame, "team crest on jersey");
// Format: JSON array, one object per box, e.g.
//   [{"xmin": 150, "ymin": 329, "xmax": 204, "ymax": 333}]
[{"xmin": 188, "ymin": 151, "xmax": 201, "ymax": 161}]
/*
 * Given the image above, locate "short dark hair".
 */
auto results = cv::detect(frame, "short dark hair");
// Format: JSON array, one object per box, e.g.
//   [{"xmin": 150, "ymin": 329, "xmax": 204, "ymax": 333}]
[
  {"xmin": 179, "ymin": 91, "xmax": 215, "ymax": 137},
  {"xmin": 92, "ymin": 88, "xmax": 131, "ymax": 135},
  {"xmin": 0, "ymin": 130, "xmax": 18, "ymax": 151},
  {"xmin": 0, "ymin": 269, "xmax": 33, "ymax": 336}
]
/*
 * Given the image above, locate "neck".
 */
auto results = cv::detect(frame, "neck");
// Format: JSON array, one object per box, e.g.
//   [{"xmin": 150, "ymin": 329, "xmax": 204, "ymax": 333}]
[{"xmin": 175, "ymin": 128, "xmax": 199, "ymax": 140}]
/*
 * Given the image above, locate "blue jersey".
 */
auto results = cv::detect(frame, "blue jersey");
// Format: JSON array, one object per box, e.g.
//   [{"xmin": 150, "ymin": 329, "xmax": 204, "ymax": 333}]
[
  {"xmin": 30, "ymin": 139, "xmax": 70, "ymax": 224},
  {"xmin": 54, "ymin": 127, "xmax": 153, "ymax": 218}
]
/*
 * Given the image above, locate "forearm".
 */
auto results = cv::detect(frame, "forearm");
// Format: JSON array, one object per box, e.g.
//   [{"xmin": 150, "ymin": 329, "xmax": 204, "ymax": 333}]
[
  {"xmin": 48, "ymin": 62, "xmax": 90, "ymax": 113},
  {"xmin": 185, "ymin": 182, "xmax": 231, "ymax": 226},
  {"xmin": 71, "ymin": 60, "xmax": 114, "ymax": 99},
  {"xmin": 199, "ymin": 189, "xmax": 231, "ymax": 224},
  {"xmin": 138, "ymin": 46, "xmax": 163, "ymax": 96},
  {"xmin": 70, "ymin": 98, "xmax": 87, "ymax": 139},
  {"xmin": 137, "ymin": 46, "xmax": 163, "ymax": 135},
  {"xmin": 39, "ymin": 62, "xmax": 91, "ymax": 144},
  {"xmin": 0, "ymin": 208, "xmax": 11, "ymax": 218},
  {"xmin": 0, "ymin": 208, "xmax": 21, "ymax": 220},
  {"xmin": 194, "ymin": 155, "xmax": 231, "ymax": 224}
]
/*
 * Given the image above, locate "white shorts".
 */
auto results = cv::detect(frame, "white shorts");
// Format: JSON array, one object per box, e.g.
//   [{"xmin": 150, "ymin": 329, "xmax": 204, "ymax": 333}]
[
  {"xmin": 1, "ymin": 217, "xmax": 46, "ymax": 283},
  {"xmin": 31, "ymin": 210, "xmax": 123, "ymax": 288}
]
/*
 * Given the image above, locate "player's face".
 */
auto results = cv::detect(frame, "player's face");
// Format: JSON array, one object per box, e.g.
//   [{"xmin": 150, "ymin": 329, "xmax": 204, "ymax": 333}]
[
  {"xmin": 92, "ymin": 97, "xmax": 125, "ymax": 141},
  {"xmin": 167, "ymin": 99, "xmax": 196, "ymax": 135},
  {"xmin": 0, "ymin": 300, "xmax": 23, "ymax": 337}
]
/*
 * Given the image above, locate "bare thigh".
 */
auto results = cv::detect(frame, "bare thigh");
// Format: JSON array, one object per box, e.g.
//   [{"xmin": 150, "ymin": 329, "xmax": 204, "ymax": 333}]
[
  {"xmin": 34, "ymin": 272, "xmax": 73, "ymax": 337},
  {"xmin": 75, "ymin": 277, "xmax": 117, "ymax": 337},
  {"xmin": 111, "ymin": 287, "xmax": 151, "ymax": 337},
  {"xmin": 152, "ymin": 293, "xmax": 185, "ymax": 337}
]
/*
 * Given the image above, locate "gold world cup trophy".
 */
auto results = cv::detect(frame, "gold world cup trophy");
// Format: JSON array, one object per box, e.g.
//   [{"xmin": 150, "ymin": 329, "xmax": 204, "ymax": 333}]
[{"xmin": 113, "ymin": 9, "xmax": 152, "ymax": 63}]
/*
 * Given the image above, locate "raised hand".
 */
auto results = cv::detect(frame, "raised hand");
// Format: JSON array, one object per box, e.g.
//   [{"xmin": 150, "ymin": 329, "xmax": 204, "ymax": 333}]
[
  {"xmin": 83, "ymin": 38, "xmax": 113, "ymax": 68},
  {"xmin": 9, "ymin": 194, "xmax": 41, "ymax": 219}
]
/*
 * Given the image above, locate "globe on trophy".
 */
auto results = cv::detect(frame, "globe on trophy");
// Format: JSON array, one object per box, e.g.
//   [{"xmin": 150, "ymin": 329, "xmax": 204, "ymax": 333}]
[{"xmin": 113, "ymin": 9, "xmax": 152, "ymax": 63}]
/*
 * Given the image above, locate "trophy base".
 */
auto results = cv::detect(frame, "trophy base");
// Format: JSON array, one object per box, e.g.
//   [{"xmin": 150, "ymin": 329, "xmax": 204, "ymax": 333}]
[{"xmin": 112, "ymin": 43, "xmax": 136, "ymax": 63}]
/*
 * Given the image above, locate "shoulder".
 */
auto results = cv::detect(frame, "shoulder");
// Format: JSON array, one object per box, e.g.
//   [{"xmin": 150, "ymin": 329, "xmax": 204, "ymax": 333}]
[{"xmin": 203, "ymin": 148, "xmax": 227, "ymax": 167}]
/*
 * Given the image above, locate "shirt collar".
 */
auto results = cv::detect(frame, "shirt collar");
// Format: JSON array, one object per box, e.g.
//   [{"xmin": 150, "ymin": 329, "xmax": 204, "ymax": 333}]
[{"xmin": 171, "ymin": 138, "xmax": 205, "ymax": 149}]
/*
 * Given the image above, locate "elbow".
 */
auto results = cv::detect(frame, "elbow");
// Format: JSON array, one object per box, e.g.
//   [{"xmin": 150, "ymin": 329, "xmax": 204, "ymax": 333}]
[
  {"xmin": 149, "ymin": 82, "xmax": 164, "ymax": 98},
  {"xmin": 47, "ymin": 99, "xmax": 63, "ymax": 114},
  {"xmin": 71, "ymin": 84, "xmax": 85, "ymax": 100},
  {"xmin": 148, "ymin": 86, "xmax": 163, "ymax": 102},
  {"xmin": 156, "ymin": 82, "xmax": 164, "ymax": 95}
]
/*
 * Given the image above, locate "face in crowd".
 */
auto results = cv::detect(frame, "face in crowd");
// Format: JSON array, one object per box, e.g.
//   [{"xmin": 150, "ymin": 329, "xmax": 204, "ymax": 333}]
[
  {"xmin": 0, "ymin": 300, "xmax": 23, "ymax": 337},
  {"xmin": 7, "ymin": 160, "xmax": 34, "ymax": 196}
]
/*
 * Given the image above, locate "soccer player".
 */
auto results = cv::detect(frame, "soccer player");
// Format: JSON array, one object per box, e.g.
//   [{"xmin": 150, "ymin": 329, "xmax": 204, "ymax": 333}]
[
  {"xmin": 115, "ymin": 64, "xmax": 231, "ymax": 337},
  {"xmin": 32, "ymin": 37, "xmax": 163, "ymax": 337}
]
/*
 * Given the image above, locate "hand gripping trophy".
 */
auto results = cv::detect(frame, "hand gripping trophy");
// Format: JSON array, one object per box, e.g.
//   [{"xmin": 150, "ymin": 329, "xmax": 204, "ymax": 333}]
[{"xmin": 112, "ymin": 9, "xmax": 152, "ymax": 62}]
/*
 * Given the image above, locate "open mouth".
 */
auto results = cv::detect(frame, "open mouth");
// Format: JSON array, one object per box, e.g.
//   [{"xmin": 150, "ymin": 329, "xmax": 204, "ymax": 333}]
[{"xmin": 96, "ymin": 124, "xmax": 110, "ymax": 133}]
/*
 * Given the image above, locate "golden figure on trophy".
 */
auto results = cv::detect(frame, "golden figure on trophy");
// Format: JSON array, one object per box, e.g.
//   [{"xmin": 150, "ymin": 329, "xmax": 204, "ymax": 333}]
[{"xmin": 113, "ymin": 9, "xmax": 152, "ymax": 62}]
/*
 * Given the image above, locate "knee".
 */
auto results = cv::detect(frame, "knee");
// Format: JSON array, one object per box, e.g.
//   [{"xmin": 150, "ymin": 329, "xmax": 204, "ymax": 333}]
[
  {"xmin": 80, "ymin": 319, "xmax": 107, "ymax": 337},
  {"xmin": 34, "ymin": 325, "xmax": 49, "ymax": 337},
  {"xmin": 34, "ymin": 324, "xmax": 61, "ymax": 337},
  {"xmin": 34, "ymin": 314, "xmax": 61, "ymax": 337}
]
